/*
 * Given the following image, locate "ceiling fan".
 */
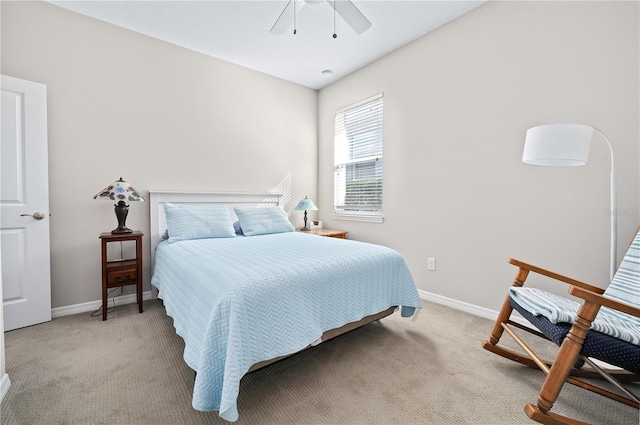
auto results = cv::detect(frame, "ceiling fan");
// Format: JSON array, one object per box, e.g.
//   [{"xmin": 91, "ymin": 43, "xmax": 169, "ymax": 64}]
[{"xmin": 270, "ymin": 0, "xmax": 372, "ymax": 38}]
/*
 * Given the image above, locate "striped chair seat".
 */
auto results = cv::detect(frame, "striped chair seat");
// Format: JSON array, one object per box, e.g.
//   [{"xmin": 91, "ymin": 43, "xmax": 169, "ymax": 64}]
[
  {"xmin": 509, "ymin": 297, "xmax": 640, "ymax": 373},
  {"xmin": 509, "ymin": 229, "xmax": 640, "ymax": 371}
]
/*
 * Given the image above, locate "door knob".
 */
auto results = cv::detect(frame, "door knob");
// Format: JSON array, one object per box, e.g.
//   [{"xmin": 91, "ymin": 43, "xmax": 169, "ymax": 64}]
[{"xmin": 20, "ymin": 212, "xmax": 46, "ymax": 220}]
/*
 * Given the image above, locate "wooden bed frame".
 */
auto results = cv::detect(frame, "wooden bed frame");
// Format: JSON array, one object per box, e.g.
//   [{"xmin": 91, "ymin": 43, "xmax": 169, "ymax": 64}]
[{"xmin": 148, "ymin": 190, "xmax": 397, "ymax": 373}]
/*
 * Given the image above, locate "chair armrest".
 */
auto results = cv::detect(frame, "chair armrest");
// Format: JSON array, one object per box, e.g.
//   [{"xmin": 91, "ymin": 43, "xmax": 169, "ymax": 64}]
[
  {"xmin": 508, "ymin": 258, "xmax": 605, "ymax": 294},
  {"xmin": 569, "ymin": 286, "xmax": 640, "ymax": 318}
]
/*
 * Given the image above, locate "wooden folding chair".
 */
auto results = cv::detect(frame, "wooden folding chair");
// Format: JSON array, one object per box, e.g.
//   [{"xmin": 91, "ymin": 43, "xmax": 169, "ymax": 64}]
[{"xmin": 482, "ymin": 228, "xmax": 640, "ymax": 424}]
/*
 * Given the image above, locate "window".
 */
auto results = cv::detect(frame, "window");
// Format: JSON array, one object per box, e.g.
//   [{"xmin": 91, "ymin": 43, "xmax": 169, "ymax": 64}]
[{"xmin": 333, "ymin": 93, "xmax": 383, "ymax": 222}]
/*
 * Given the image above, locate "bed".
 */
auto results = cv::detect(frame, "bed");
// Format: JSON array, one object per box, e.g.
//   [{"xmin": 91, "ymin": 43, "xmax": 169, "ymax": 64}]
[{"xmin": 149, "ymin": 191, "xmax": 422, "ymax": 422}]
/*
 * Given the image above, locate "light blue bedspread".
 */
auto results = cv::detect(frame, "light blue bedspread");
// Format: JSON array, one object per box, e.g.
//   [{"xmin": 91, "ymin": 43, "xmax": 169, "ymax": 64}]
[{"xmin": 151, "ymin": 232, "xmax": 421, "ymax": 422}]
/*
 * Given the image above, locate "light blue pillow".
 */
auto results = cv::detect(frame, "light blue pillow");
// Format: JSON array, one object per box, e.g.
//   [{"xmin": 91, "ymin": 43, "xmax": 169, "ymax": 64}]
[
  {"xmin": 234, "ymin": 207, "xmax": 295, "ymax": 236},
  {"xmin": 164, "ymin": 203, "xmax": 235, "ymax": 243}
]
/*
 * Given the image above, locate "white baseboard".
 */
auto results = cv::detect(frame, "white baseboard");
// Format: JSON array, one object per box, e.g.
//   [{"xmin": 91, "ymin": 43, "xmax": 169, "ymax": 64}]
[
  {"xmin": 417, "ymin": 289, "xmax": 530, "ymax": 327},
  {"xmin": 0, "ymin": 373, "xmax": 10, "ymax": 403},
  {"xmin": 51, "ymin": 291, "xmax": 154, "ymax": 318},
  {"xmin": 50, "ymin": 288, "xmax": 524, "ymax": 328}
]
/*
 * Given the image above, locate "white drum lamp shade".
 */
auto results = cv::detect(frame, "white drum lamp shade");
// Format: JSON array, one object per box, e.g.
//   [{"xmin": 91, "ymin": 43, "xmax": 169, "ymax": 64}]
[{"xmin": 523, "ymin": 124, "xmax": 593, "ymax": 166}]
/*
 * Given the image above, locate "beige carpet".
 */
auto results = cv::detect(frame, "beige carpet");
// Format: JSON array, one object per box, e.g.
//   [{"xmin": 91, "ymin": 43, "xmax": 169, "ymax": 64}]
[{"xmin": 2, "ymin": 299, "xmax": 638, "ymax": 425}]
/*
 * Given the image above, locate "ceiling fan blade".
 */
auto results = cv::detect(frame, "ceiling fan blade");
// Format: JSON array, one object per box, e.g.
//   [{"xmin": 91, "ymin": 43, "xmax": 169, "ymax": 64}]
[
  {"xmin": 329, "ymin": 0, "xmax": 371, "ymax": 34},
  {"xmin": 270, "ymin": 1, "xmax": 294, "ymax": 34}
]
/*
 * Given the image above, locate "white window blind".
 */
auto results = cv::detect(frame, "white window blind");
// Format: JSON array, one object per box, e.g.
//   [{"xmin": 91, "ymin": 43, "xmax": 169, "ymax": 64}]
[{"xmin": 334, "ymin": 93, "xmax": 383, "ymax": 219}]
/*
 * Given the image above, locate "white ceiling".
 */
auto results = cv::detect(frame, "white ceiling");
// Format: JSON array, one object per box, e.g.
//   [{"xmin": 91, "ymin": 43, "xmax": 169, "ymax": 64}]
[{"xmin": 48, "ymin": 1, "xmax": 486, "ymax": 90}]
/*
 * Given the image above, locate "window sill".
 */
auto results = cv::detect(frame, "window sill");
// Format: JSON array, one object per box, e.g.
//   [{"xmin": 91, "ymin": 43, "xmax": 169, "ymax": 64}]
[{"xmin": 332, "ymin": 213, "xmax": 384, "ymax": 224}]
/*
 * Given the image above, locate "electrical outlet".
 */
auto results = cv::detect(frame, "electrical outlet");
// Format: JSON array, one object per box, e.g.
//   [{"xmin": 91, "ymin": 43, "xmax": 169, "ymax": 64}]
[{"xmin": 427, "ymin": 257, "xmax": 436, "ymax": 271}]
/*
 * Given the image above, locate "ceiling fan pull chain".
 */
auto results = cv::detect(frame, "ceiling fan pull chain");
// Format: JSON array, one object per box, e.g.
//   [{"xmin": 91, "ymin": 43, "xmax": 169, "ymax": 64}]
[
  {"xmin": 293, "ymin": 0, "xmax": 297, "ymax": 34},
  {"xmin": 332, "ymin": 0, "xmax": 337, "ymax": 38}
]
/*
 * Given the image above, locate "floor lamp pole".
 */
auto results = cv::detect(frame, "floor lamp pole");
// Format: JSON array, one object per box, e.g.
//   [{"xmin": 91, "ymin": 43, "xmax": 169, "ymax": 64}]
[{"xmin": 594, "ymin": 127, "xmax": 617, "ymax": 281}]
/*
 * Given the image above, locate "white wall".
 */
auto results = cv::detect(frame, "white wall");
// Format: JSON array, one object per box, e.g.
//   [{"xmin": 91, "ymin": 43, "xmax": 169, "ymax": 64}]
[
  {"xmin": 1, "ymin": 1, "xmax": 638, "ymax": 315},
  {"xmin": 318, "ymin": 1, "xmax": 640, "ymax": 310},
  {"xmin": 1, "ymin": 1, "xmax": 318, "ymax": 308}
]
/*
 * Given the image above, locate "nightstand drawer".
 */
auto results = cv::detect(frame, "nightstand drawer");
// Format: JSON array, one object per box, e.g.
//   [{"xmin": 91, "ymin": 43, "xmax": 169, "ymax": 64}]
[{"xmin": 107, "ymin": 268, "xmax": 138, "ymax": 284}]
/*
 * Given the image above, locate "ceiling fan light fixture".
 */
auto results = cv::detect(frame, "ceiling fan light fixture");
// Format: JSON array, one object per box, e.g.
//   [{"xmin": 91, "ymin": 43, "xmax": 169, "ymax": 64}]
[{"xmin": 270, "ymin": 0, "xmax": 371, "ymax": 36}]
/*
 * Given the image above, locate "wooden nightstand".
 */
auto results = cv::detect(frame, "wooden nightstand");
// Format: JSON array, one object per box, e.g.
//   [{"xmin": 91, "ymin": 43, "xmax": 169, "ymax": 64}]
[
  {"xmin": 297, "ymin": 228, "xmax": 348, "ymax": 239},
  {"xmin": 99, "ymin": 231, "xmax": 143, "ymax": 321}
]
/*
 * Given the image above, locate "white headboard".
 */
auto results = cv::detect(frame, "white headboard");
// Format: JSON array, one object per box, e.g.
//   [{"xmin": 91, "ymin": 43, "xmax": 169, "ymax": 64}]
[{"xmin": 149, "ymin": 191, "xmax": 282, "ymax": 270}]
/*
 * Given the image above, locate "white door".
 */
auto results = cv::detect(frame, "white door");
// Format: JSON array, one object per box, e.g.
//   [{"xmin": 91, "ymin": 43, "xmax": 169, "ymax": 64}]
[{"xmin": 1, "ymin": 74, "xmax": 51, "ymax": 331}]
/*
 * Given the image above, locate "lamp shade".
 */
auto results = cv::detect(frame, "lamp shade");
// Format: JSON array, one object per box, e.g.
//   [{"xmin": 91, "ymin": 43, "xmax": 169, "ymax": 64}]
[
  {"xmin": 294, "ymin": 196, "xmax": 318, "ymax": 211},
  {"xmin": 93, "ymin": 177, "xmax": 145, "ymax": 203},
  {"xmin": 523, "ymin": 124, "xmax": 594, "ymax": 166}
]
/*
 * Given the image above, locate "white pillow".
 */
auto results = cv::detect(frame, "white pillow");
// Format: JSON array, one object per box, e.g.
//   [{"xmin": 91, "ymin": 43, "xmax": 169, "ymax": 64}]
[
  {"xmin": 233, "ymin": 207, "xmax": 295, "ymax": 236},
  {"xmin": 164, "ymin": 203, "xmax": 235, "ymax": 243}
]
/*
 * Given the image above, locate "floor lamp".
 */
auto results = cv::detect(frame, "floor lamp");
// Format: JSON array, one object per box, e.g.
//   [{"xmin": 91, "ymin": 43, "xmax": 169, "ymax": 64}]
[{"xmin": 522, "ymin": 123, "xmax": 617, "ymax": 280}]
